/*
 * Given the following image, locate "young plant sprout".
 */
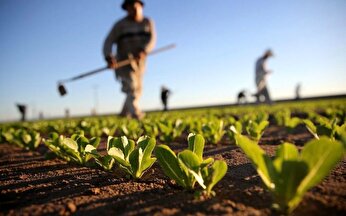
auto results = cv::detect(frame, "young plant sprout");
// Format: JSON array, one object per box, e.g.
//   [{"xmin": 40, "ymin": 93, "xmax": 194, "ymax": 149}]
[
  {"xmin": 231, "ymin": 126, "xmax": 344, "ymax": 213},
  {"xmin": 155, "ymin": 133, "xmax": 227, "ymax": 196},
  {"xmin": 107, "ymin": 135, "xmax": 156, "ymax": 179},
  {"xmin": 44, "ymin": 131, "xmax": 100, "ymax": 165}
]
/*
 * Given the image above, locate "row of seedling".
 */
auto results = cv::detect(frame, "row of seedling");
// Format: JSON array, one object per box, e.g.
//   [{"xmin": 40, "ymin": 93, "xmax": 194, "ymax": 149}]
[
  {"xmin": 44, "ymin": 132, "xmax": 227, "ymax": 197},
  {"xmin": 1, "ymin": 110, "xmax": 345, "ymax": 151},
  {"xmin": 1, "ymin": 124, "xmax": 345, "ymax": 214}
]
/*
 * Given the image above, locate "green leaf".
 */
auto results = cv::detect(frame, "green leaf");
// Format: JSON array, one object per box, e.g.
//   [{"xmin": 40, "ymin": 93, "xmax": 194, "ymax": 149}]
[
  {"xmin": 137, "ymin": 137, "xmax": 156, "ymax": 174},
  {"xmin": 90, "ymin": 137, "xmax": 100, "ymax": 148},
  {"xmin": 140, "ymin": 157, "xmax": 156, "ymax": 175},
  {"xmin": 58, "ymin": 137, "xmax": 82, "ymax": 163},
  {"xmin": 137, "ymin": 136, "xmax": 156, "ymax": 160},
  {"xmin": 188, "ymin": 169, "xmax": 206, "ymax": 189},
  {"xmin": 22, "ymin": 134, "xmax": 32, "ymax": 144},
  {"xmin": 205, "ymin": 160, "xmax": 228, "ymax": 195},
  {"xmin": 178, "ymin": 150, "xmax": 202, "ymax": 189},
  {"xmin": 274, "ymin": 161, "xmax": 308, "ymax": 212},
  {"xmin": 303, "ymin": 119, "xmax": 319, "ymax": 139},
  {"xmin": 61, "ymin": 138, "xmax": 81, "ymax": 163},
  {"xmin": 234, "ymin": 133, "xmax": 276, "ymax": 189},
  {"xmin": 247, "ymin": 120, "xmax": 268, "ymax": 140},
  {"xmin": 178, "ymin": 150, "xmax": 201, "ymax": 171},
  {"xmin": 201, "ymin": 157, "xmax": 214, "ymax": 169},
  {"xmin": 50, "ymin": 132, "xmax": 59, "ymax": 140},
  {"xmin": 129, "ymin": 148, "xmax": 140, "ymax": 178},
  {"xmin": 85, "ymin": 144, "xmax": 100, "ymax": 158},
  {"xmin": 229, "ymin": 121, "xmax": 243, "ymax": 139},
  {"xmin": 106, "ymin": 136, "xmax": 115, "ymax": 151},
  {"xmin": 108, "ymin": 147, "xmax": 130, "ymax": 167},
  {"xmin": 273, "ymin": 143, "xmax": 299, "ymax": 173},
  {"xmin": 155, "ymin": 145, "xmax": 186, "ymax": 187},
  {"xmin": 335, "ymin": 123, "xmax": 346, "ymax": 143},
  {"xmin": 124, "ymin": 139, "xmax": 135, "ymax": 160},
  {"xmin": 316, "ymin": 125, "xmax": 333, "ymax": 138},
  {"xmin": 108, "ymin": 136, "xmax": 125, "ymax": 152},
  {"xmin": 286, "ymin": 117, "xmax": 301, "ymax": 129},
  {"xmin": 87, "ymin": 145, "xmax": 114, "ymax": 170},
  {"xmin": 297, "ymin": 137, "xmax": 344, "ymax": 195},
  {"xmin": 99, "ymin": 155, "xmax": 115, "ymax": 171},
  {"xmin": 75, "ymin": 136, "xmax": 89, "ymax": 155},
  {"xmin": 85, "ymin": 144, "xmax": 114, "ymax": 170},
  {"xmin": 62, "ymin": 138, "xmax": 79, "ymax": 152},
  {"xmin": 187, "ymin": 133, "xmax": 205, "ymax": 160}
]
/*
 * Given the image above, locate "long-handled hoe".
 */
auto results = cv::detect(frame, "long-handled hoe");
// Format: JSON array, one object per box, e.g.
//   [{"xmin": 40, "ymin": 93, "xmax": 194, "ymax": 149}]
[{"xmin": 58, "ymin": 44, "xmax": 176, "ymax": 96}]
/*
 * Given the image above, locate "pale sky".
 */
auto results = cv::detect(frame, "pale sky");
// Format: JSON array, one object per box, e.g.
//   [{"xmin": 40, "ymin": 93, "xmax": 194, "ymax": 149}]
[{"xmin": 1, "ymin": 0, "xmax": 345, "ymax": 122}]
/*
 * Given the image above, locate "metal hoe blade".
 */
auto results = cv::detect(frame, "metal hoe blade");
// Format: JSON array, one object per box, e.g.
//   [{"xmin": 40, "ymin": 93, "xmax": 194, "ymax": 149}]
[{"xmin": 58, "ymin": 83, "xmax": 67, "ymax": 96}]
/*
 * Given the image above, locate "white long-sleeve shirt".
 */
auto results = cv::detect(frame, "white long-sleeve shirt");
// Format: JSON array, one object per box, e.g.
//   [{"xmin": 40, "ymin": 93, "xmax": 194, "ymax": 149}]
[
  {"xmin": 103, "ymin": 16, "xmax": 156, "ymax": 61},
  {"xmin": 255, "ymin": 57, "xmax": 269, "ymax": 91}
]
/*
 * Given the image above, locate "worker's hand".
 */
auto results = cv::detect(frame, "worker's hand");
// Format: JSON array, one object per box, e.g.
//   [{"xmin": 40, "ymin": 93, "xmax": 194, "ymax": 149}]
[
  {"xmin": 135, "ymin": 49, "xmax": 147, "ymax": 60},
  {"xmin": 105, "ymin": 56, "xmax": 117, "ymax": 69}
]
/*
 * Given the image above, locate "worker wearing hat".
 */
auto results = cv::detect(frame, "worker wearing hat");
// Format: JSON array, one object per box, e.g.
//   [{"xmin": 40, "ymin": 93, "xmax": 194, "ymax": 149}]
[
  {"xmin": 254, "ymin": 49, "xmax": 274, "ymax": 104},
  {"xmin": 103, "ymin": 0, "xmax": 156, "ymax": 119}
]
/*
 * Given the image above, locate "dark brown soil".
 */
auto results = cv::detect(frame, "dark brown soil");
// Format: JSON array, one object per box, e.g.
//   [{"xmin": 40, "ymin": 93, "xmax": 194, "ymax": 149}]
[{"xmin": 0, "ymin": 125, "xmax": 345, "ymax": 216}]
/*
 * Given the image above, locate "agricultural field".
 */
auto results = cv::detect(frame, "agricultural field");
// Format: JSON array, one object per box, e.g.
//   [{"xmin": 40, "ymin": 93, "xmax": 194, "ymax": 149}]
[{"xmin": 0, "ymin": 98, "xmax": 345, "ymax": 216}]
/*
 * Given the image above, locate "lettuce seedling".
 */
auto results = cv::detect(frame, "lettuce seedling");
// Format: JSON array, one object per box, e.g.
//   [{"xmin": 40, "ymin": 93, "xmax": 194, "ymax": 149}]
[
  {"xmin": 232, "ymin": 127, "xmax": 344, "ymax": 213},
  {"xmin": 201, "ymin": 120, "xmax": 225, "ymax": 144},
  {"xmin": 275, "ymin": 109, "xmax": 302, "ymax": 132},
  {"xmin": 1, "ymin": 128, "xmax": 15, "ymax": 144},
  {"xmin": 47, "ymin": 122, "xmax": 66, "ymax": 134},
  {"xmin": 107, "ymin": 136, "xmax": 156, "ymax": 179},
  {"xmin": 44, "ymin": 132, "xmax": 100, "ymax": 165},
  {"xmin": 239, "ymin": 112, "xmax": 268, "ymax": 131},
  {"xmin": 143, "ymin": 121, "xmax": 159, "ymax": 139},
  {"xmin": 158, "ymin": 119, "xmax": 186, "ymax": 143},
  {"xmin": 172, "ymin": 119, "xmax": 187, "ymax": 140},
  {"xmin": 227, "ymin": 121, "xmax": 243, "ymax": 143},
  {"xmin": 120, "ymin": 120, "xmax": 144, "ymax": 140},
  {"xmin": 245, "ymin": 120, "xmax": 269, "ymax": 141},
  {"xmin": 12, "ymin": 129, "xmax": 41, "ymax": 150},
  {"xmin": 284, "ymin": 117, "xmax": 302, "ymax": 133},
  {"xmin": 101, "ymin": 125, "xmax": 117, "ymax": 137},
  {"xmin": 255, "ymin": 112, "xmax": 269, "ymax": 124},
  {"xmin": 274, "ymin": 109, "xmax": 301, "ymax": 132},
  {"xmin": 155, "ymin": 133, "xmax": 227, "ymax": 196},
  {"xmin": 303, "ymin": 118, "xmax": 345, "ymax": 141},
  {"xmin": 302, "ymin": 119, "xmax": 319, "ymax": 139},
  {"xmin": 85, "ymin": 145, "xmax": 115, "ymax": 171}
]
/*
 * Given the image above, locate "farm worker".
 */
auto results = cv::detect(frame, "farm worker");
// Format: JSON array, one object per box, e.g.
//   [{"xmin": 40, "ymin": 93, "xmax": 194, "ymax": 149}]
[
  {"xmin": 254, "ymin": 49, "xmax": 273, "ymax": 104},
  {"xmin": 16, "ymin": 104, "xmax": 27, "ymax": 122},
  {"xmin": 103, "ymin": 0, "xmax": 156, "ymax": 119},
  {"xmin": 295, "ymin": 83, "xmax": 301, "ymax": 100},
  {"xmin": 237, "ymin": 90, "xmax": 248, "ymax": 104},
  {"xmin": 161, "ymin": 86, "xmax": 171, "ymax": 111}
]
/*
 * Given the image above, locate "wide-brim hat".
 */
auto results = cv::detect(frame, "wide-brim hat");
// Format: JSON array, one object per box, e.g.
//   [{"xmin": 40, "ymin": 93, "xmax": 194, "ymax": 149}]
[{"xmin": 121, "ymin": 0, "xmax": 144, "ymax": 10}]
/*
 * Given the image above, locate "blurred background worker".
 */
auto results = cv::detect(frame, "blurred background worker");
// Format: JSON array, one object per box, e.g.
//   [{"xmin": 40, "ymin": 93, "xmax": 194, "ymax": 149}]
[
  {"xmin": 237, "ymin": 90, "xmax": 248, "ymax": 104},
  {"xmin": 16, "ymin": 104, "xmax": 27, "ymax": 122},
  {"xmin": 161, "ymin": 86, "xmax": 171, "ymax": 111},
  {"xmin": 295, "ymin": 83, "xmax": 302, "ymax": 100},
  {"xmin": 103, "ymin": 0, "xmax": 156, "ymax": 119},
  {"xmin": 254, "ymin": 49, "xmax": 274, "ymax": 104}
]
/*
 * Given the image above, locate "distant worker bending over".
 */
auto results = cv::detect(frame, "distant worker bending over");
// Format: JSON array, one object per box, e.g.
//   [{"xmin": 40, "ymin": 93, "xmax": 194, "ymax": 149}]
[
  {"xmin": 103, "ymin": 0, "xmax": 156, "ymax": 119},
  {"xmin": 254, "ymin": 49, "xmax": 274, "ymax": 104}
]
